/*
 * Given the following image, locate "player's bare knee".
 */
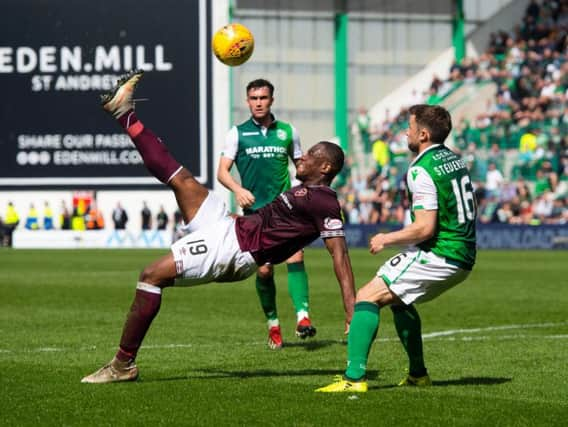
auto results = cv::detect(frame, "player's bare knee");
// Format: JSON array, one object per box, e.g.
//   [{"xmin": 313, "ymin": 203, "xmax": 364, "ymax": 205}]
[
  {"xmin": 286, "ymin": 251, "xmax": 304, "ymax": 264},
  {"xmin": 355, "ymin": 277, "xmax": 394, "ymax": 306},
  {"xmin": 257, "ymin": 265, "xmax": 273, "ymax": 279},
  {"xmin": 175, "ymin": 169, "xmax": 208, "ymax": 198},
  {"xmin": 138, "ymin": 265, "xmax": 166, "ymax": 286},
  {"xmin": 257, "ymin": 271, "xmax": 273, "ymax": 280}
]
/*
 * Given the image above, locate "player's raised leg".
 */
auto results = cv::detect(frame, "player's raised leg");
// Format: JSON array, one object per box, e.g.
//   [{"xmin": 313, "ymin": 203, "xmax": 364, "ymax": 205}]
[{"xmin": 100, "ymin": 70, "xmax": 209, "ymax": 223}]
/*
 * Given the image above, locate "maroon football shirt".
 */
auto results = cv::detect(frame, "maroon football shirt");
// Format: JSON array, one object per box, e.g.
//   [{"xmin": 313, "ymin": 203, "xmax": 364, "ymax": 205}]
[{"xmin": 235, "ymin": 184, "xmax": 345, "ymax": 265}]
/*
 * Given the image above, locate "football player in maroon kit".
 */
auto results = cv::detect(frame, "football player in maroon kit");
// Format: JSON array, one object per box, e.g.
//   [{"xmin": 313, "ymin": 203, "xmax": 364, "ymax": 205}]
[{"xmin": 81, "ymin": 70, "xmax": 356, "ymax": 384}]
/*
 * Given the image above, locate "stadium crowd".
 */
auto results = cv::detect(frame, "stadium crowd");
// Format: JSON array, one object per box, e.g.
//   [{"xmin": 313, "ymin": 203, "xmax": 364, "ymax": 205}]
[{"xmin": 340, "ymin": 0, "xmax": 567, "ymax": 226}]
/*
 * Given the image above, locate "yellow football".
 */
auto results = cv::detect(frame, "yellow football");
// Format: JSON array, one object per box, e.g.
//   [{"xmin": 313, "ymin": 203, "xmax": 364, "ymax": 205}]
[{"xmin": 212, "ymin": 23, "xmax": 254, "ymax": 66}]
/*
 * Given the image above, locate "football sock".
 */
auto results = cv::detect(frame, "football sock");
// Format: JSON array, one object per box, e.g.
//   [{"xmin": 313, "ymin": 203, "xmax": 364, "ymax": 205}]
[
  {"xmin": 391, "ymin": 304, "xmax": 427, "ymax": 377},
  {"xmin": 287, "ymin": 262, "xmax": 310, "ymax": 319},
  {"xmin": 255, "ymin": 275, "xmax": 278, "ymax": 321},
  {"xmin": 116, "ymin": 283, "xmax": 162, "ymax": 362},
  {"xmin": 344, "ymin": 302, "xmax": 380, "ymax": 381},
  {"xmin": 118, "ymin": 110, "xmax": 182, "ymax": 184}
]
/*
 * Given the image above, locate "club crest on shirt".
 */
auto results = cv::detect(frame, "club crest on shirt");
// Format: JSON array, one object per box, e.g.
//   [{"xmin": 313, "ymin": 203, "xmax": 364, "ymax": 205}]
[
  {"xmin": 277, "ymin": 129, "xmax": 287, "ymax": 141},
  {"xmin": 294, "ymin": 188, "xmax": 308, "ymax": 197},
  {"xmin": 323, "ymin": 217, "xmax": 343, "ymax": 230}
]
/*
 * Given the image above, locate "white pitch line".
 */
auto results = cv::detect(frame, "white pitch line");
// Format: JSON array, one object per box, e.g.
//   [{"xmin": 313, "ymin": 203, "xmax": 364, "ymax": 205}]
[
  {"xmin": 421, "ymin": 322, "xmax": 568, "ymax": 338},
  {"xmin": 0, "ymin": 322, "xmax": 567, "ymax": 354}
]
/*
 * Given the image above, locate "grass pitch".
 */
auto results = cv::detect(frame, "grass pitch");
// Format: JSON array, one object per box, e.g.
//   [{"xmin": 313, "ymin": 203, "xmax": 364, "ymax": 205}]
[{"xmin": 1, "ymin": 248, "xmax": 567, "ymax": 426}]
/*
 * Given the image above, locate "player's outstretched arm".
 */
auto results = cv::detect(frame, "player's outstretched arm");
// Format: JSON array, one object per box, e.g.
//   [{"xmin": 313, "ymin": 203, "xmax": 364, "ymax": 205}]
[
  {"xmin": 369, "ymin": 209, "xmax": 437, "ymax": 254},
  {"xmin": 324, "ymin": 236, "xmax": 356, "ymax": 332},
  {"xmin": 217, "ymin": 156, "xmax": 255, "ymax": 209}
]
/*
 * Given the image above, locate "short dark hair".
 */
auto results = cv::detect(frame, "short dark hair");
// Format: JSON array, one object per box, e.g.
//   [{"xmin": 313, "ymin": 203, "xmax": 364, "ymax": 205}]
[
  {"xmin": 408, "ymin": 104, "xmax": 452, "ymax": 143},
  {"xmin": 246, "ymin": 78, "xmax": 274, "ymax": 97},
  {"xmin": 317, "ymin": 141, "xmax": 344, "ymax": 180}
]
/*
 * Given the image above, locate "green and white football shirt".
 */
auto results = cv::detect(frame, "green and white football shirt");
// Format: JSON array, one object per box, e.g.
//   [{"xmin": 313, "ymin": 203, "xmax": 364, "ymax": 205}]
[
  {"xmin": 222, "ymin": 116, "xmax": 302, "ymax": 212},
  {"xmin": 406, "ymin": 144, "xmax": 477, "ymax": 269}
]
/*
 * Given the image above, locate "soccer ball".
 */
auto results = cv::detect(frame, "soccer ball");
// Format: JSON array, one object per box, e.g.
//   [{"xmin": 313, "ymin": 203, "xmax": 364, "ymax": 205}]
[{"xmin": 212, "ymin": 23, "xmax": 254, "ymax": 66}]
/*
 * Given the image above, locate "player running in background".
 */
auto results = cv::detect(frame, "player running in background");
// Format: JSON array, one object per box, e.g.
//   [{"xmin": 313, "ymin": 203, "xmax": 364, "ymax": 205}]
[
  {"xmin": 81, "ymin": 70, "xmax": 356, "ymax": 384},
  {"xmin": 317, "ymin": 104, "xmax": 477, "ymax": 392},
  {"xmin": 217, "ymin": 78, "xmax": 314, "ymax": 350}
]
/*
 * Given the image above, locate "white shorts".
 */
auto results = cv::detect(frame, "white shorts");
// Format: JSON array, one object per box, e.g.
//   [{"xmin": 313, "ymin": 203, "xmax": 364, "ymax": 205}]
[
  {"xmin": 171, "ymin": 192, "xmax": 257, "ymax": 286},
  {"xmin": 377, "ymin": 247, "xmax": 470, "ymax": 305}
]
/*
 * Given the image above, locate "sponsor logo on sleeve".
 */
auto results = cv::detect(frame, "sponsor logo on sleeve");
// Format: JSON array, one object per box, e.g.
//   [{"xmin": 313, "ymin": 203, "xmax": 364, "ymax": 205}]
[{"xmin": 323, "ymin": 217, "xmax": 343, "ymax": 230}]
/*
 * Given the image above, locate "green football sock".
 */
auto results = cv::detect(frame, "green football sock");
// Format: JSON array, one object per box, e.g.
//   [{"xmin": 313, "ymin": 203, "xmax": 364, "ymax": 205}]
[
  {"xmin": 344, "ymin": 302, "xmax": 380, "ymax": 381},
  {"xmin": 287, "ymin": 262, "xmax": 309, "ymax": 317},
  {"xmin": 391, "ymin": 304, "xmax": 427, "ymax": 377},
  {"xmin": 256, "ymin": 275, "xmax": 278, "ymax": 321}
]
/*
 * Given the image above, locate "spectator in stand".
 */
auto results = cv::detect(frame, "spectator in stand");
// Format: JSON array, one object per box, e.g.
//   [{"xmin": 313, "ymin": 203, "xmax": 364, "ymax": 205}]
[
  {"xmin": 112, "ymin": 202, "xmax": 128, "ymax": 230},
  {"xmin": 358, "ymin": 197, "xmax": 374, "ymax": 224},
  {"xmin": 546, "ymin": 196, "xmax": 567, "ymax": 224},
  {"xmin": 449, "ymin": 60, "xmax": 463, "ymax": 81},
  {"xmin": 479, "ymin": 194, "xmax": 499, "ymax": 224},
  {"xmin": 60, "ymin": 201, "xmax": 71, "ymax": 230},
  {"xmin": 534, "ymin": 169, "xmax": 553, "ymax": 196},
  {"xmin": 496, "ymin": 201, "xmax": 515, "ymax": 223},
  {"xmin": 25, "ymin": 203, "xmax": 39, "ymax": 230},
  {"xmin": 558, "ymin": 3, "xmax": 568, "ymax": 27},
  {"xmin": 355, "ymin": 107, "xmax": 372, "ymax": 153},
  {"xmin": 540, "ymin": 77, "xmax": 556, "ymax": 98},
  {"xmin": 71, "ymin": 204, "xmax": 86, "ymax": 231},
  {"xmin": 516, "ymin": 178, "xmax": 533, "ymax": 203},
  {"xmin": 488, "ymin": 143, "xmax": 505, "ymax": 172},
  {"xmin": 520, "ymin": 200, "xmax": 535, "ymax": 224},
  {"xmin": 539, "ymin": 159, "xmax": 559, "ymax": 192},
  {"xmin": 559, "ymin": 155, "xmax": 568, "ymax": 181},
  {"xmin": 525, "ymin": 0, "xmax": 540, "ymax": 21},
  {"xmin": 485, "ymin": 162, "xmax": 504, "ymax": 197},
  {"xmin": 517, "ymin": 128, "xmax": 538, "ymax": 172},
  {"xmin": 499, "ymin": 180, "xmax": 518, "ymax": 203},
  {"xmin": 3, "ymin": 202, "xmax": 19, "ymax": 247},
  {"xmin": 533, "ymin": 192, "xmax": 554, "ymax": 222},
  {"xmin": 388, "ymin": 135, "xmax": 408, "ymax": 179},
  {"xmin": 156, "ymin": 205, "xmax": 168, "ymax": 230},
  {"xmin": 86, "ymin": 202, "xmax": 105, "ymax": 230},
  {"xmin": 474, "ymin": 181, "xmax": 487, "ymax": 206},
  {"xmin": 372, "ymin": 135, "xmax": 390, "ymax": 174},
  {"xmin": 141, "ymin": 201, "xmax": 152, "ymax": 231},
  {"xmin": 42, "ymin": 201, "xmax": 54, "ymax": 230},
  {"xmin": 346, "ymin": 201, "xmax": 362, "ymax": 225},
  {"xmin": 508, "ymin": 196, "xmax": 523, "ymax": 224}
]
